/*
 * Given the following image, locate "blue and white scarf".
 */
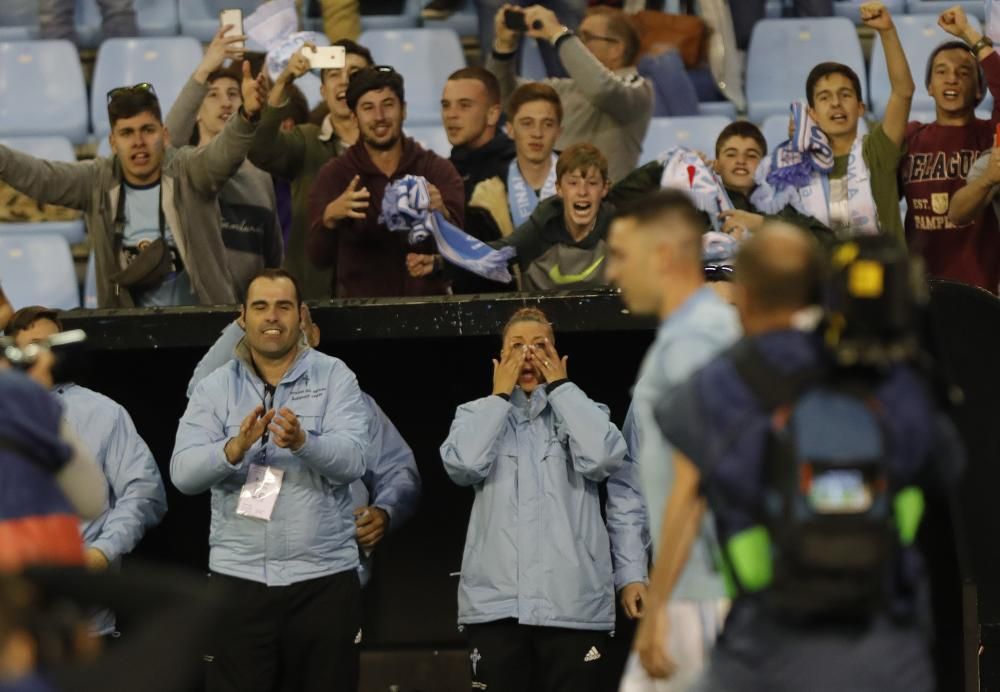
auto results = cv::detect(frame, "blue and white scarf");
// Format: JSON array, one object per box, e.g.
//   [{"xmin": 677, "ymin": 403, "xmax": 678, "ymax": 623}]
[
  {"xmin": 381, "ymin": 176, "xmax": 516, "ymax": 284},
  {"xmin": 989, "ymin": 0, "xmax": 1000, "ymax": 42},
  {"xmin": 656, "ymin": 147, "xmax": 734, "ymax": 232},
  {"xmin": 507, "ymin": 155, "xmax": 558, "ymax": 228},
  {"xmin": 752, "ymin": 101, "xmax": 879, "ymax": 235}
]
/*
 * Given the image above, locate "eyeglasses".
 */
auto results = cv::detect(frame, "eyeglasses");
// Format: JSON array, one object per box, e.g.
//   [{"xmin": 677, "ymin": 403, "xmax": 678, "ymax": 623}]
[
  {"xmin": 579, "ymin": 30, "xmax": 621, "ymax": 45},
  {"xmin": 106, "ymin": 82, "xmax": 157, "ymax": 105}
]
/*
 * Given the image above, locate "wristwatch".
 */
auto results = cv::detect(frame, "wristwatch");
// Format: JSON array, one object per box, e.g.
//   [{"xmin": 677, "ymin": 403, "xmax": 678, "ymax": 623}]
[
  {"xmin": 550, "ymin": 26, "xmax": 571, "ymax": 46},
  {"xmin": 971, "ymin": 35, "xmax": 994, "ymax": 56}
]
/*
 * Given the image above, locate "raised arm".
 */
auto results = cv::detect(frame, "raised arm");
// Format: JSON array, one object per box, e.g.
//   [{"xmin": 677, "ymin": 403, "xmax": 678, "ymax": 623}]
[
  {"xmin": 0, "ymin": 146, "xmax": 99, "ymax": 210},
  {"xmin": 165, "ymin": 26, "xmax": 246, "ymax": 147},
  {"xmin": 485, "ymin": 4, "xmax": 525, "ymax": 107},
  {"xmin": 863, "ymin": 2, "xmax": 914, "ymax": 147},
  {"xmin": 525, "ymin": 6, "xmax": 652, "ymax": 123},
  {"xmin": 248, "ymin": 47, "xmax": 314, "ymax": 179},
  {"xmin": 87, "ymin": 405, "xmax": 167, "ymax": 563},
  {"xmin": 186, "ymin": 320, "xmax": 245, "ymax": 398},
  {"xmin": 183, "ymin": 61, "xmax": 265, "ymax": 195},
  {"xmin": 949, "ymin": 150, "xmax": 999, "ymax": 224},
  {"xmin": 937, "ymin": 6, "xmax": 1000, "ymax": 123}
]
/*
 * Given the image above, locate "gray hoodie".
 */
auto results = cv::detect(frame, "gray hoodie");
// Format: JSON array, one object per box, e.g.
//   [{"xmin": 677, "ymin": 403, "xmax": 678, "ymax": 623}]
[{"xmin": 0, "ymin": 109, "xmax": 259, "ymax": 307}]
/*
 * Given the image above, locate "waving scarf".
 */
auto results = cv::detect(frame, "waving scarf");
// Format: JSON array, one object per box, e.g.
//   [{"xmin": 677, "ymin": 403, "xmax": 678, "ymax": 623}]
[
  {"xmin": 657, "ymin": 147, "xmax": 734, "ymax": 232},
  {"xmin": 752, "ymin": 101, "xmax": 879, "ymax": 235},
  {"xmin": 381, "ymin": 176, "xmax": 516, "ymax": 284},
  {"xmin": 244, "ymin": 0, "xmax": 330, "ymax": 82},
  {"xmin": 507, "ymin": 155, "xmax": 558, "ymax": 228}
]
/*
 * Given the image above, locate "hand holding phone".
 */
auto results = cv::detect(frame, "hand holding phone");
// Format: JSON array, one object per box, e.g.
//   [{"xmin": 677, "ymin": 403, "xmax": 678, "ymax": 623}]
[
  {"xmin": 219, "ymin": 8, "xmax": 244, "ymax": 50},
  {"xmin": 305, "ymin": 45, "xmax": 346, "ymax": 70}
]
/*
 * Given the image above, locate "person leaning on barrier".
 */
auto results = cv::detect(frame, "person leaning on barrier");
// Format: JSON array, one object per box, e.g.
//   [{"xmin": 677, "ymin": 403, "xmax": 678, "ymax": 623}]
[
  {"xmin": 8, "ymin": 306, "xmax": 167, "ymax": 639},
  {"xmin": 606, "ymin": 190, "xmax": 743, "ymax": 692},
  {"xmin": 487, "ymin": 4, "xmax": 652, "ymax": 182},
  {"xmin": 635, "ymin": 221, "xmax": 964, "ymax": 692},
  {"xmin": 440, "ymin": 306, "xmax": 635, "ymax": 692},
  {"xmin": 0, "ymin": 65, "xmax": 267, "ymax": 308},
  {"xmin": 249, "ymin": 39, "xmax": 375, "ymax": 300},
  {"xmin": 171, "ymin": 268, "xmax": 371, "ymax": 692}
]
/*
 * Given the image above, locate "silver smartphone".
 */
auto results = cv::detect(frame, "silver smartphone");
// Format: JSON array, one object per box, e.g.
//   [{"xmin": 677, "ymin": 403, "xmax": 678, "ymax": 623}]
[
  {"xmin": 306, "ymin": 45, "xmax": 346, "ymax": 70},
  {"xmin": 219, "ymin": 8, "xmax": 244, "ymax": 50}
]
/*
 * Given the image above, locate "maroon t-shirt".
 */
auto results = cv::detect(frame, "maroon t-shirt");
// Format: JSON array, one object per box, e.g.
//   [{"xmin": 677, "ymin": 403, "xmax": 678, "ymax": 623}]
[{"xmin": 901, "ymin": 52, "xmax": 1000, "ymax": 294}]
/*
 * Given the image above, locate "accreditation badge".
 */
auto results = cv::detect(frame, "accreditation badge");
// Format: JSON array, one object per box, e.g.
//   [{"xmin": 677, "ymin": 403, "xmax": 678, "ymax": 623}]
[{"xmin": 931, "ymin": 192, "xmax": 950, "ymax": 215}]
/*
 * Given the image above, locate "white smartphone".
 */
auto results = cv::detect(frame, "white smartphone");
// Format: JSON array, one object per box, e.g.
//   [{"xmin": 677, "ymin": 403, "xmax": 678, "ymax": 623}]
[
  {"xmin": 219, "ymin": 8, "xmax": 244, "ymax": 49},
  {"xmin": 306, "ymin": 45, "xmax": 346, "ymax": 70}
]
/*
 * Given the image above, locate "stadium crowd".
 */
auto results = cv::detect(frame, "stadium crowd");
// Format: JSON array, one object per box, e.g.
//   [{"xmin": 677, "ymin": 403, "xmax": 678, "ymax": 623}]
[{"xmin": 0, "ymin": 0, "xmax": 982, "ymax": 691}]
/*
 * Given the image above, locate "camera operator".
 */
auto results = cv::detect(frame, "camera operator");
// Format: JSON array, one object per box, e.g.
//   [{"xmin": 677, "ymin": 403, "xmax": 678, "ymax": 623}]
[{"xmin": 633, "ymin": 221, "xmax": 964, "ymax": 691}]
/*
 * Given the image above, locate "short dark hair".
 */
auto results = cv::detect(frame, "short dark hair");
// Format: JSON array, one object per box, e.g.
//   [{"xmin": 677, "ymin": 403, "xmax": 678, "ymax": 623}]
[
  {"xmin": 446, "ymin": 67, "xmax": 501, "ymax": 106},
  {"xmin": 507, "ymin": 82, "xmax": 563, "ymax": 124},
  {"xmin": 321, "ymin": 39, "xmax": 375, "ymax": 80},
  {"xmin": 108, "ymin": 88, "xmax": 162, "ymax": 129},
  {"xmin": 189, "ymin": 67, "xmax": 243, "ymax": 146},
  {"xmin": 7, "ymin": 306, "xmax": 62, "ymax": 339},
  {"xmin": 715, "ymin": 121, "xmax": 767, "ymax": 158},
  {"xmin": 805, "ymin": 62, "xmax": 863, "ymax": 108},
  {"xmin": 585, "ymin": 6, "xmax": 642, "ymax": 66},
  {"xmin": 346, "ymin": 67, "xmax": 405, "ymax": 112},
  {"xmin": 925, "ymin": 41, "xmax": 983, "ymax": 96},
  {"xmin": 735, "ymin": 221, "xmax": 824, "ymax": 311},
  {"xmin": 243, "ymin": 269, "xmax": 303, "ymax": 307},
  {"xmin": 615, "ymin": 189, "xmax": 705, "ymax": 263},
  {"xmin": 556, "ymin": 142, "xmax": 609, "ymax": 183}
]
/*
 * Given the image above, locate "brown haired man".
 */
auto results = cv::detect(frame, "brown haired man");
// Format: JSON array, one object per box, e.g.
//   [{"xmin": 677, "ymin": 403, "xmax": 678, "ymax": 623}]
[
  {"xmin": 493, "ymin": 142, "xmax": 612, "ymax": 291},
  {"xmin": 487, "ymin": 4, "xmax": 652, "ymax": 182}
]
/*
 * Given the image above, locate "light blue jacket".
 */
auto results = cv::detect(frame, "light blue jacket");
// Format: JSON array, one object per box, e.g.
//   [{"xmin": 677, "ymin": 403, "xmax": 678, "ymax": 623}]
[
  {"xmin": 441, "ymin": 382, "xmax": 628, "ymax": 630},
  {"xmin": 171, "ymin": 343, "xmax": 371, "ymax": 586},
  {"xmin": 186, "ymin": 322, "xmax": 422, "ymax": 586},
  {"xmin": 55, "ymin": 384, "xmax": 167, "ymax": 634},
  {"xmin": 610, "ymin": 404, "xmax": 651, "ymax": 590},
  {"xmin": 632, "ymin": 286, "xmax": 741, "ymax": 601}
]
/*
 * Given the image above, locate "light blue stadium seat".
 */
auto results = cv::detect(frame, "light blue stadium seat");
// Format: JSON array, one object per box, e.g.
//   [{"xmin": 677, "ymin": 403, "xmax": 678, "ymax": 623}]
[
  {"xmin": 906, "ymin": 1, "xmax": 985, "ymax": 21},
  {"xmin": 0, "ymin": 0, "xmax": 38, "ymax": 40},
  {"xmin": 91, "ymin": 37, "xmax": 203, "ymax": 137},
  {"xmin": 421, "ymin": 0, "xmax": 478, "ymax": 38},
  {"xmin": 357, "ymin": 28, "xmax": 465, "ymax": 122},
  {"xmin": 84, "ymin": 251, "xmax": 97, "ymax": 308},
  {"xmin": 0, "ymin": 232, "xmax": 80, "ymax": 309},
  {"xmin": 76, "ymin": 0, "xmax": 179, "ymax": 47},
  {"xmin": 746, "ymin": 17, "xmax": 865, "ymax": 122},
  {"xmin": 405, "ymin": 123, "xmax": 451, "ymax": 158},
  {"xmin": 640, "ymin": 116, "xmax": 732, "ymax": 164},
  {"xmin": 833, "ymin": 0, "xmax": 906, "ymax": 22},
  {"xmin": 0, "ymin": 41, "xmax": 89, "ymax": 143},
  {"xmin": 870, "ymin": 13, "xmax": 991, "ymax": 119},
  {"xmin": 0, "ymin": 136, "xmax": 86, "ymax": 244},
  {"xmin": 699, "ymin": 101, "xmax": 739, "ymax": 118},
  {"xmin": 178, "ymin": 0, "xmax": 259, "ymax": 43},
  {"xmin": 759, "ymin": 112, "xmax": 869, "ymax": 152}
]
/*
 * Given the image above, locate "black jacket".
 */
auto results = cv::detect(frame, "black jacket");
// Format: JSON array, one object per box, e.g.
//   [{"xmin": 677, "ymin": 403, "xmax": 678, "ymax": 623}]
[{"xmin": 450, "ymin": 132, "xmax": 517, "ymax": 202}]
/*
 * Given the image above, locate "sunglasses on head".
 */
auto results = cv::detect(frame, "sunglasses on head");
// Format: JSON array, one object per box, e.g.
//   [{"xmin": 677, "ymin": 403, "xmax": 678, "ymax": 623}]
[{"xmin": 106, "ymin": 82, "xmax": 157, "ymax": 105}]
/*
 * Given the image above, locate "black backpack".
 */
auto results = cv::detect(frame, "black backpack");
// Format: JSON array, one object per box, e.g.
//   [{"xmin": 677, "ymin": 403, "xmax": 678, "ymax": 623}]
[{"xmin": 725, "ymin": 341, "xmax": 923, "ymax": 623}]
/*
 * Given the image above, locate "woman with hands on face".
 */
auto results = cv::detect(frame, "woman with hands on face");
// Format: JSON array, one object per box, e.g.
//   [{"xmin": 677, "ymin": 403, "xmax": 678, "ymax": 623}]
[{"xmin": 441, "ymin": 307, "xmax": 644, "ymax": 692}]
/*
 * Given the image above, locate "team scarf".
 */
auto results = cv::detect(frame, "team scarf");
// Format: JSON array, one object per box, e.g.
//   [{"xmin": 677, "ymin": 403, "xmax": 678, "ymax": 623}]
[
  {"xmin": 381, "ymin": 176, "xmax": 516, "ymax": 284},
  {"xmin": 507, "ymin": 155, "xmax": 558, "ymax": 228},
  {"xmin": 751, "ymin": 101, "xmax": 879, "ymax": 235},
  {"xmin": 657, "ymin": 147, "xmax": 734, "ymax": 232},
  {"xmin": 244, "ymin": 0, "xmax": 330, "ymax": 82}
]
